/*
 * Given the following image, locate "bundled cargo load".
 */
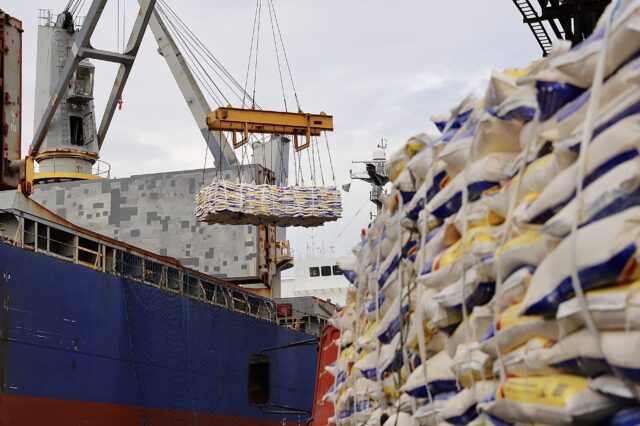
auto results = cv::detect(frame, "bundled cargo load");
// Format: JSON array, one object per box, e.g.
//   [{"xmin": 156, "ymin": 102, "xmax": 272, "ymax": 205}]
[
  {"xmin": 321, "ymin": 2, "xmax": 640, "ymax": 423},
  {"xmin": 194, "ymin": 180, "xmax": 341, "ymax": 227}
]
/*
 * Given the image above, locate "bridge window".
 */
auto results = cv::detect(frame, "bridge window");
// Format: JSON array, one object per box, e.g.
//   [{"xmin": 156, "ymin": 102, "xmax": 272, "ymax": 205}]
[
  {"xmin": 321, "ymin": 266, "xmax": 332, "ymax": 277},
  {"xmin": 332, "ymin": 265, "xmax": 342, "ymax": 275},
  {"xmin": 309, "ymin": 267, "xmax": 320, "ymax": 277}
]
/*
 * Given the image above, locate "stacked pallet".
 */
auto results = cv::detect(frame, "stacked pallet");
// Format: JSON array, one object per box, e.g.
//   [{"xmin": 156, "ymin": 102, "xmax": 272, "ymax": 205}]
[{"xmin": 325, "ymin": 2, "xmax": 640, "ymax": 425}]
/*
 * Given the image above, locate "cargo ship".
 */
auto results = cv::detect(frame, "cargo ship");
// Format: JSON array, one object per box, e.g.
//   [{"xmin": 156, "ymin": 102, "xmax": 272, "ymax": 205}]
[{"xmin": 0, "ymin": 2, "xmax": 331, "ymax": 424}]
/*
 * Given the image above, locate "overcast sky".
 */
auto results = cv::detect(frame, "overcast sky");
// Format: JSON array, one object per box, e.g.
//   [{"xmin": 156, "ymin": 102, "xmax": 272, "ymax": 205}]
[{"xmin": 11, "ymin": 0, "xmax": 540, "ymax": 258}]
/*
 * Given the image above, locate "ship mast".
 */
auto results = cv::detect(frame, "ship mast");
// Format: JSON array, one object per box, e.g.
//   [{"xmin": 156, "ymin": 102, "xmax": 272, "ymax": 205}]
[{"xmin": 349, "ymin": 139, "xmax": 389, "ymax": 213}]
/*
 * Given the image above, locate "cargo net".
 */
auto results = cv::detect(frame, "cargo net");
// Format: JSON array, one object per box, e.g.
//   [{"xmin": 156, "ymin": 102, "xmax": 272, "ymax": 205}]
[
  {"xmin": 322, "ymin": 3, "xmax": 640, "ymax": 425},
  {"xmin": 195, "ymin": 180, "xmax": 341, "ymax": 227}
]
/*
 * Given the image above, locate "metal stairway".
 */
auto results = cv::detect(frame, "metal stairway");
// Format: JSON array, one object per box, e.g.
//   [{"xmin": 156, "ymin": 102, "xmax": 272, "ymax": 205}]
[{"xmin": 512, "ymin": 0, "xmax": 554, "ymax": 55}]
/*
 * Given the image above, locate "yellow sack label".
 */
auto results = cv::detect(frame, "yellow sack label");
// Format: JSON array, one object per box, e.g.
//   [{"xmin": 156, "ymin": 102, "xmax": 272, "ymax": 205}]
[
  {"xmin": 496, "ymin": 302, "xmax": 543, "ymax": 330},
  {"xmin": 496, "ymin": 375, "xmax": 589, "ymax": 408},
  {"xmin": 339, "ymin": 345, "xmax": 355, "ymax": 362},
  {"xmin": 434, "ymin": 226, "xmax": 495, "ymax": 270},
  {"xmin": 495, "ymin": 226, "xmax": 542, "ymax": 258}
]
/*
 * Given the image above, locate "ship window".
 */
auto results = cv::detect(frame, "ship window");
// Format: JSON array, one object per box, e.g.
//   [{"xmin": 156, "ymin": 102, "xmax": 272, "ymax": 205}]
[
  {"xmin": 309, "ymin": 267, "xmax": 320, "ymax": 277},
  {"xmin": 321, "ymin": 266, "xmax": 332, "ymax": 277},
  {"xmin": 332, "ymin": 265, "xmax": 342, "ymax": 275},
  {"xmin": 70, "ymin": 116, "xmax": 84, "ymax": 146}
]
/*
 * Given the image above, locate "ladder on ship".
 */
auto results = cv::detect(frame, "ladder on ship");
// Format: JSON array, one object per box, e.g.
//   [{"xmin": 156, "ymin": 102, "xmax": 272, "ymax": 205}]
[{"xmin": 512, "ymin": 0, "xmax": 554, "ymax": 55}]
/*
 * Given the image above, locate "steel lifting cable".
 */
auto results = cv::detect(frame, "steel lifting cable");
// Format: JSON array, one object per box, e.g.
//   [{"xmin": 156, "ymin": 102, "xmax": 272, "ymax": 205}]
[
  {"xmin": 266, "ymin": 0, "xmax": 288, "ymax": 112},
  {"xmin": 72, "ymin": 0, "xmax": 87, "ymax": 23},
  {"xmin": 251, "ymin": 0, "xmax": 263, "ymax": 109},
  {"xmin": 324, "ymin": 132, "xmax": 337, "ymax": 186},
  {"xmin": 156, "ymin": 4, "xmax": 229, "ymax": 106},
  {"xmin": 268, "ymin": 0, "xmax": 301, "ymax": 111},
  {"xmin": 117, "ymin": 0, "xmax": 120, "ymax": 52},
  {"xmin": 156, "ymin": 6, "xmax": 224, "ymax": 105},
  {"xmin": 243, "ymin": 0, "xmax": 261, "ymax": 109},
  {"xmin": 157, "ymin": 0, "xmax": 255, "ymax": 107},
  {"xmin": 314, "ymin": 136, "xmax": 325, "ymax": 186},
  {"xmin": 122, "ymin": 0, "xmax": 126, "ymax": 52}
]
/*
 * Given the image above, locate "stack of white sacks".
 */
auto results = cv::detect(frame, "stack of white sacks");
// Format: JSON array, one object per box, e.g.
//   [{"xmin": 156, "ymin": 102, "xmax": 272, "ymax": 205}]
[
  {"xmin": 194, "ymin": 180, "xmax": 342, "ymax": 227},
  {"xmin": 324, "ymin": 2, "xmax": 640, "ymax": 424}
]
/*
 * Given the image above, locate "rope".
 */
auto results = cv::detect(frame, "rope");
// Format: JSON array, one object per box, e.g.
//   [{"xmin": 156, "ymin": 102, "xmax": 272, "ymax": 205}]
[
  {"xmin": 330, "ymin": 199, "xmax": 369, "ymax": 248},
  {"xmin": 566, "ymin": 0, "xmax": 639, "ymax": 400}
]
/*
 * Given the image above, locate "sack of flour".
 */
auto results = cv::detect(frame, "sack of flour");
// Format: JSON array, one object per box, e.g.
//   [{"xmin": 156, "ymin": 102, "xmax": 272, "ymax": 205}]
[
  {"xmin": 556, "ymin": 280, "xmax": 640, "ymax": 334},
  {"xmin": 478, "ymin": 374, "xmax": 619, "ymax": 425},
  {"xmin": 481, "ymin": 303, "xmax": 560, "ymax": 357},
  {"xmin": 496, "ymin": 336, "xmax": 560, "ymax": 378},
  {"xmin": 527, "ymin": 328, "xmax": 640, "ymax": 381},
  {"xmin": 433, "ymin": 267, "xmax": 495, "ymax": 315},
  {"xmin": 521, "ymin": 207, "xmax": 640, "ymax": 316},
  {"xmin": 441, "ymin": 381, "xmax": 497, "ymax": 426},
  {"xmin": 401, "ymin": 351, "xmax": 459, "ymax": 398},
  {"xmin": 440, "ymin": 118, "xmax": 479, "ymax": 177},
  {"xmin": 494, "ymin": 266, "xmax": 535, "ymax": 312},
  {"xmin": 471, "ymin": 113, "xmax": 523, "ymax": 161},
  {"xmin": 446, "ymin": 305, "xmax": 494, "ymax": 357},
  {"xmin": 494, "ymin": 225, "xmax": 559, "ymax": 279},
  {"xmin": 542, "ymin": 155, "xmax": 640, "ymax": 238},
  {"xmin": 487, "ymin": 152, "xmax": 575, "ymax": 218},
  {"xmin": 427, "ymin": 153, "xmax": 517, "ymax": 220},
  {"xmin": 451, "ymin": 343, "xmax": 493, "ymax": 387}
]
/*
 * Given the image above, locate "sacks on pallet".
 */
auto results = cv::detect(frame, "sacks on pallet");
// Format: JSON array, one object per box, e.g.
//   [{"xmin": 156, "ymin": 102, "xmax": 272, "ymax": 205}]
[
  {"xmin": 521, "ymin": 206, "xmax": 640, "ymax": 316},
  {"xmin": 478, "ymin": 375, "xmax": 619, "ymax": 425},
  {"xmin": 194, "ymin": 180, "xmax": 342, "ymax": 227}
]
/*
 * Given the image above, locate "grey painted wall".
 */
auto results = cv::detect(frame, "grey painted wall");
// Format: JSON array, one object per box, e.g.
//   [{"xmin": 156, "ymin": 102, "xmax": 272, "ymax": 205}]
[{"xmin": 32, "ymin": 168, "xmax": 260, "ymax": 279}]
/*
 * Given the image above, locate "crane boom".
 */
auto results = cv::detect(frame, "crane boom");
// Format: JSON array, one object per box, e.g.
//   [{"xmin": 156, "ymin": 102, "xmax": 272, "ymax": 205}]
[{"xmin": 141, "ymin": 3, "xmax": 238, "ymax": 169}]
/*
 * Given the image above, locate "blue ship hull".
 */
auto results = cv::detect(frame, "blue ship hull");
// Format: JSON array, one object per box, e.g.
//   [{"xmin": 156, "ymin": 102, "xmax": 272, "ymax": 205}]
[{"xmin": 0, "ymin": 242, "xmax": 317, "ymax": 425}]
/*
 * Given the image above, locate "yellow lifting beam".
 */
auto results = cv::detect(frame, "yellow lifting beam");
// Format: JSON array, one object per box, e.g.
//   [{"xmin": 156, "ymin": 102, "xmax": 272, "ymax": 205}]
[{"xmin": 206, "ymin": 107, "xmax": 333, "ymax": 152}]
